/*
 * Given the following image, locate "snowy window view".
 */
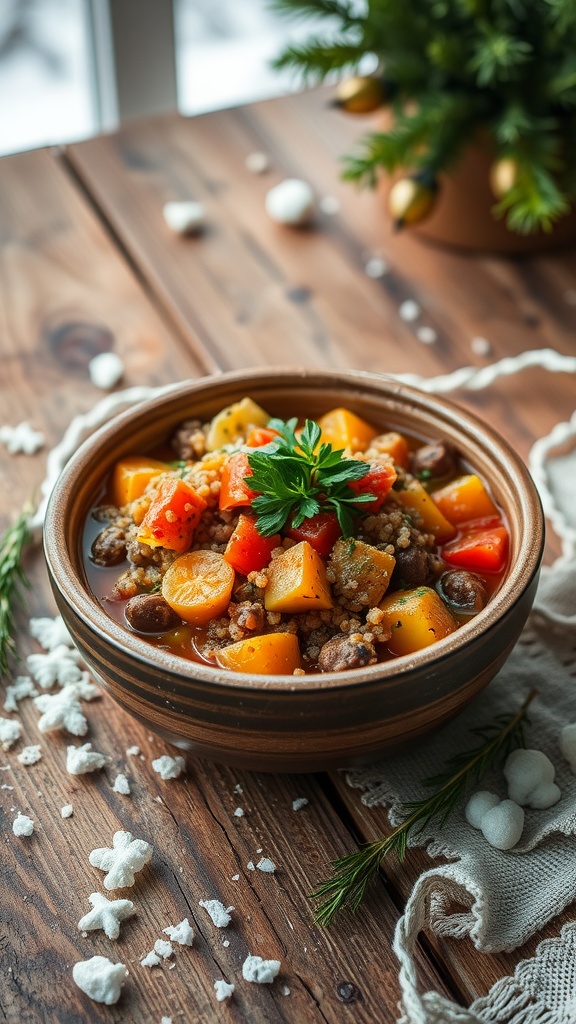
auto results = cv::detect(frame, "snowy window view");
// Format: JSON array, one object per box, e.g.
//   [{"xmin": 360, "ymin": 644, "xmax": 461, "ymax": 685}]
[{"xmin": 0, "ymin": 0, "xmax": 316, "ymax": 158}]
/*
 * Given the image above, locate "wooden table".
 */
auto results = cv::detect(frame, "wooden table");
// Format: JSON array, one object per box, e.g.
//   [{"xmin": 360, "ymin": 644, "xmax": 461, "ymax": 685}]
[{"xmin": 2, "ymin": 88, "xmax": 576, "ymax": 1024}]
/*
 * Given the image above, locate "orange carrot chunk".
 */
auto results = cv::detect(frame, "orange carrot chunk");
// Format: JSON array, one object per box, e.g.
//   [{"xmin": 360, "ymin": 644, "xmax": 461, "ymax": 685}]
[
  {"xmin": 137, "ymin": 477, "xmax": 206, "ymax": 553},
  {"xmin": 214, "ymin": 632, "xmax": 302, "ymax": 675},
  {"xmin": 318, "ymin": 408, "xmax": 378, "ymax": 452},
  {"xmin": 431, "ymin": 474, "xmax": 499, "ymax": 527},
  {"xmin": 224, "ymin": 514, "xmax": 280, "ymax": 575},
  {"xmin": 162, "ymin": 550, "xmax": 235, "ymax": 625},
  {"xmin": 395, "ymin": 479, "xmax": 457, "ymax": 542},
  {"xmin": 112, "ymin": 456, "xmax": 168, "ymax": 507}
]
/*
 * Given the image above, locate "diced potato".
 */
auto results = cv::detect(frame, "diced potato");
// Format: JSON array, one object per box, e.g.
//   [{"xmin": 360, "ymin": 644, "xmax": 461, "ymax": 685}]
[
  {"xmin": 318, "ymin": 408, "xmax": 378, "ymax": 452},
  {"xmin": 264, "ymin": 540, "xmax": 333, "ymax": 613},
  {"xmin": 395, "ymin": 479, "xmax": 457, "ymax": 542},
  {"xmin": 214, "ymin": 632, "xmax": 302, "ymax": 675},
  {"xmin": 431, "ymin": 474, "xmax": 499, "ymax": 526},
  {"xmin": 112, "ymin": 456, "xmax": 168, "ymax": 507},
  {"xmin": 379, "ymin": 587, "xmax": 457, "ymax": 656},
  {"xmin": 328, "ymin": 538, "xmax": 395, "ymax": 610},
  {"xmin": 206, "ymin": 397, "xmax": 270, "ymax": 451}
]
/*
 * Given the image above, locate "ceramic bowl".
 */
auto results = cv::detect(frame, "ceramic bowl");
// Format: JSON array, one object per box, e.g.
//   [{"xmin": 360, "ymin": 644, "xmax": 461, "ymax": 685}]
[{"xmin": 44, "ymin": 368, "xmax": 544, "ymax": 772}]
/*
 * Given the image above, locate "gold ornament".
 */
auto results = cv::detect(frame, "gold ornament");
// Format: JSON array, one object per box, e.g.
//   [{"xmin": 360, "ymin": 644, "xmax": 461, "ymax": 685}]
[
  {"xmin": 388, "ymin": 175, "xmax": 438, "ymax": 229},
  {"xmin": 333, "ymin": 76, "xmax": 386, "ymax": 114},
  {"xmin": 489, "ymin": 157, "xmax": 519, "ymax": 199}
]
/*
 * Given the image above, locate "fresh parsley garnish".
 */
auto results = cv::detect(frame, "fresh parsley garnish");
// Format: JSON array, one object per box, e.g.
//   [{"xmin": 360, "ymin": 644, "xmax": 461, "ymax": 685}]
[{"xmin": 246, "ymin": 418, "xmax": 376, "ymax": 537}]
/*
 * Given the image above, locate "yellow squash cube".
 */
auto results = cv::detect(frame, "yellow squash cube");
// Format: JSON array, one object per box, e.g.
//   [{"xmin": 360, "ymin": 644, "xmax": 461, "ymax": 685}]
[
  {"xmin": 111, "ymin": 456, "xmax": 167, "ymax": 508},
  {"xmin": 215, "ymin": 632, "xmax": 302, "ymax": 675},
  {"xmin": 318, "ymin": 408, "xmax": 378, "ymax": 452},
  {"xmin": 379, "ymin": 587, "xmax": 457, "ymax": 656},
  {"xmin": 395, "ymin": 479, "xmax": 457, "ymax": 543},
  {"xmin": 264, "ymin": 540, "xmax": 333, "ymax": 613}
]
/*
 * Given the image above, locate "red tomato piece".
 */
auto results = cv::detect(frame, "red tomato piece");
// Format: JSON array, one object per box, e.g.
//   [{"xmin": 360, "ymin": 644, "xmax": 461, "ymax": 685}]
[
  {"xmin": 442, "ymin": 524, "xmax": 509, "ymax": 573},
  {"xmin": 224, "ymin": 514, "xmax": 280, "ymax": 575},
  {"xmin": 137, "ymin": 477, "xmax": 207, "ymax": 553},
  {"xmin": 219, "ymin": 452, "xmax": 259, "ymax": 511},
  {"xmin": 245, "ymin": 427, "xmax": 280, "ymax": 447},
  {"xmin": 286, "ymin": 511, "xmax": 342, "ymax": 558},
  {"xmin": 348, "ymin": 461, "xmax": 397, "ymax": 511}
]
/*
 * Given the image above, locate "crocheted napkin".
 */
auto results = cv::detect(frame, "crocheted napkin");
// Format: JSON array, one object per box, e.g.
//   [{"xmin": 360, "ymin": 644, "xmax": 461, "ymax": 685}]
[{"xmin": 346, "ymin": 561, "xmax": 576, "ymax": 1024}]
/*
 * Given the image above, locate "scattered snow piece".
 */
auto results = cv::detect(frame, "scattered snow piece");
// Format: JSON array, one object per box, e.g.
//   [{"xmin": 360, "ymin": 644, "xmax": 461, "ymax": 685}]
[
  {"xmin": 152, "ymin": 754, "xmax": 185, "ymax": 780},
  {"xmin": 233, "ymin": 783, "xmax": 243, "ymax": 795},
  {"xmin": 61, "ymin": 804, "xmax": 74, "ymax": 818},
  {"xmin": 199, "ymin": 900, "xmax": 234, "ymax": 928},
  {"xmin": 282, "ymin": 985, "xmax": 291, "ymax": 996},
  {"xmin": 163, "ymin": 919, "xmax": 194, "ymax": 946},
  {"xmin": 320, "ymin": 195, "xmax": 340, "ymax": 215},
  {"xmin": 257, "ymin": 858, "xmax": 276, "ymax": 874},
  {"xmin": 292, "ymin": 797, "xmax": 308, "ymax": 812},
  {"xmin": 416, "ymin": 326, "xmax": 437, "ymax": 345},
  {"xmin": 364, "ymin": 256, "xmax": 389, "ymax": 278},
  {"xmin": 112, "ymin": 774, "xmax": 131, "ymax": 795},
  {"xmin": 399, "ymin": 299, "xmax": 420, "ymax": 322},
  {"xmin": 471, "ymin": 336, "xmax": 492, "ymax": 357},
  {"xmin": 560, "ymin": 723, "xmax": 576, "ymax": 773},
  {"xmin": 154, "ymin": 939, "xmax": 174, "ymax": 960},
  {"xmin": 141, "ymin": 951, "xmax": 161, "ymax": 968},
  {"xmin": 126, "ymin": 745, "xmax": 140, "ymax": 756},
  {"xmin": 231, "ymin": 874, "xmax": 240, "ymax": 882},
  {"xmin": 162, "ymin": 1017, "xmax": 172, "ymax": 1024},
  {"xmin": 222, "ymin": 939, "xmax": 230, "ymax": 948},
  {"xmin": 0, "ymin": 422, "xmax": 44, "ymax": 455},
  {"xmin": 163, "ymin": 200, "xmax": 204, "ymax": 235},
  {"xmin": 89, "ymin": 830, "xmax": 153, "ymax": 890},
  {"xmin": 256, "ymin": 847, "xmax": 263, "ymax": 854},
  {"xmin": 0, "ymin": 717, "xmax": 22, "ymax": 750},
  {"xmin": 73, "ymin": 956, "xmax": 128, "ymax": 1004},
  {"xmin": 67, "ymin": 743, "xmax": 106, "ymax": 775},
  {"xmin": 74, "ymin": 676, "xmax": 100, "ymax": 702},
  {"xmin": 504, "ymin": 749, "xmax": 561, "ymax": 809},
  {"xmin": 214, "ymin": 979, "xmax": 235, "ymax": 1002},
  {"xmin": 233, "ymin": 807, "xmax": 244, "ymax": 817},
  {"xmin": 245, "ymin": 151, "xmax": 270, "ymax": 174},
  {"xmin": 1, "ymin": 784, "xmax": 14, "ymax": 790},
  {"xmin": 29, "ymin": 615, "xmax": 73, "ymax": 652},
  {"xmin": 89, "ymin": 352, "xmax": 125, "ymax": 390},
  {"xmin": 242, "ymin": 954, "xmax": 281, "ymax": 984},
  {"xmin": 480, "ymin": 799, "xmax": 524, "ymax": 851},
  {"xmin": 78, "ymin": 893, "xmax": 136, "ymax": 940},
  {"xmin": 247, "ymin": 861, "xmax": 255, "ymax": 871},
  {"xmin": 265, "ymin": 179, "xmax": 314, "ymax": 226},
  {"xmin": 27, "ymin": 644, "xmax": 82, "ymax": 689},
  {"xmin": 4, "ymin": 676, "xmax": 38, "ymax": 712},
  {"xmin": 168, "ymin": 963, "xmax": 176, "ymax": 970},
  {"xmin": 35, "ymin": 685, "xmax": 91, "ymax": 736},
  {"xmin": 465, "ymin": 791, "xmax": 500, "ymax": 830},
  {"xmin": 0, "ymin": 764, "xmax": 11, "ymax": 770},
  {"xmin": 13, "ymin": 812, "xmax": 34, "ymax": 837},
  {"xmin": 17, "ymin": 745, "xmax": 42, "ymax": 766}
]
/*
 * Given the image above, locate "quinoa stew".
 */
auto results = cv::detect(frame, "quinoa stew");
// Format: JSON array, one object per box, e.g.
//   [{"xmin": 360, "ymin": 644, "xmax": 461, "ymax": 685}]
[{"xmin": 84, "ymin": 397, "xmax": 510, "ymax": 677}]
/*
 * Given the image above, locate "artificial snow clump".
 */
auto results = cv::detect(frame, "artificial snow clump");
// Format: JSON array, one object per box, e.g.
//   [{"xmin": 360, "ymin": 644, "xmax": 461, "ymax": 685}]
[
  {"xmin": 4, "ymin": 676, "xmax": 37, "ymax": 712},
  {"xmin": 480, "ymin": 800, "xmax": 525, "ymax": 851},
  {"xmin": 72, "ymin": 956, "xmax": 128, "ymax": 1005},
  {"xmin": 465, "ymin": 791, "xmax": 500, "ymax": 830},
  {"xmin": 89, "ymin": 352, "xmax": 124, "ymax": 390},
  {"xmin": 199, "ymin": 900, "xmax": 234, "ymax": 928},
  {"xmin": 29, "ymin": 615, "xmax": 73, "ymax": 651},
  {"xmin": 140, "ymin": 951, "xmax": 161, "ymax": 968},
  {"xmin": 77, "ymin": 893, "xmax": 136, "ymax": 940},
  {"xmin": 153, "ymin": 939, "xmax": 173, "ymax": 960},
  {"xmin": 504, "ymin": 748, "xmax": 561, "ymax": 809},
  {"xmin": 559, "ymin": 724, "xmax": 576, "ymax": 773},
  {"xmin": 61, "ymin": 804, "xmax": 74, "ymax": 818},
  {"xmin": 12, "ymin": 812, "xmax": 34, "ymax": 837},
  {"xmin": 399, "ymin": 299, "xmax": 420, "ymax": 322},
  {"xmin": 67, "ymin": 743, "xmax": 106, "ymax": 775},
  {"xmin": 17, "ymin": 745, "xmax": 42, "ymax": 766},
  {"xmin": 163, "ymin": 201, "xmax": 204, "ymax": 235},
  {"xmin": 112, "ymin": 773, "xmax": 131, "ymax": 795},
  {"xmin": 0, "ymin": 717, "xmax": 22, "ymax": 750},
  {"xmin": 214, "ymin": 980, "xmax": 235, "ymax": 1002},
  {"xmin": 245, "ymin": 151, "xmax": 270, "ymax": 174},
  {"xmin": 89, "ymin": 830, "xmax": 153, "ymax": 890},
  {"xmin": 35, "ymin": 684, "xmax": 92, "ymax": 736},
  {"xmin": 152, "ymin": 754, "xmax": 185, "ymax": 780},
  {"xmin": 242, "ymin": 954, "xmax": 281, "ymax": 984},
  {"xmin": 265, "ymin": 179, "xmax": 314, "ymax": 226},
  {"xmin": 0, "ymin": 422, "xmax": 44, "ymax": 454},
  {"xmin": 162, "ymin": 919, "xmax": 194, "ymax": 946},
  {"xmin": 292, "ymin": 797, "xmax": 308, "ymax": 812},
  {"xmin": 256, "ymin": 857, "xmax": 276, "ymax": 873},
  {"xmin": 233, "ymin": 807, "xmax": 244, "ymax": 817},
  {"xmin": 27, "ymin": 644, "xmax": 82, "ymax": 689}
]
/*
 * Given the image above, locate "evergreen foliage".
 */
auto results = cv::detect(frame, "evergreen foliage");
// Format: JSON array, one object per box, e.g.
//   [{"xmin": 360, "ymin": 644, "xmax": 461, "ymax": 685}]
[{"xmin": 271, "ymin": 0, "xmax": 576, "ymax": 233}]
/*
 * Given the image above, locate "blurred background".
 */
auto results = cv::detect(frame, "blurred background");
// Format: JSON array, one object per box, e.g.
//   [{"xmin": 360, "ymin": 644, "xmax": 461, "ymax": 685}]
[{"xmin": 0, "ymin": 0, "xmax": 320, "ymax": 157}]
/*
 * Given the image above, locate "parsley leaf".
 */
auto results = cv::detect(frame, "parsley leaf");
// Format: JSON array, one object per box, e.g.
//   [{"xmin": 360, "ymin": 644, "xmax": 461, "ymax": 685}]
[{"xmin": 246, "ymin": 417, "xmax": 376, "ymax": 537}]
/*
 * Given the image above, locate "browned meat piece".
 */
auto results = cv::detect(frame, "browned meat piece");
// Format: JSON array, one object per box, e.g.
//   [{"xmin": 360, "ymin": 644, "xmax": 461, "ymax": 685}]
[
  {"xmin": 411, "ymin": 441, "xmax": 456, "ymax": 479},
  {"xmin": 229, "ymin": 601, "xmax": 265, "ymax": 633},
  {"xmin": 125, "ymin": 594, "xmax": 180, "ymax": 634},
  {"xmin": 392, "ymin": 546, "xmax": 433, "ymax": 588},
  {"xmin": 318, "ymin": 633, "xmax": 377, "ymax": 673},
  {"xmin": 91, "ymin": 526, "xmax": 127, "ymax": 566},
  {"xmin": 171, "ymin": 419, "xmax": 206, "ymax": 461},
  {"xmin": 109, "ymin": 566, "xmax": 162, "ymax": 601},
  {"xmin": 437, "ymin": 570, "xmax": 487, "ymax": 614}
]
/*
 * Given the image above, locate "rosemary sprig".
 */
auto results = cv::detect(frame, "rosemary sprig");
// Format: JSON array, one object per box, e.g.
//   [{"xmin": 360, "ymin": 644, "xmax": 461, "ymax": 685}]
[
  {"xmin": 246, "ymin": 417, "xmax": 375, "ymax": 537},
  {"xmin": 0, "ymin": 500, "xmax": 34, "ymax": 678},
  {"xmin": 312, "ymin": 688, "xmax": 537, "ymax": 926}
]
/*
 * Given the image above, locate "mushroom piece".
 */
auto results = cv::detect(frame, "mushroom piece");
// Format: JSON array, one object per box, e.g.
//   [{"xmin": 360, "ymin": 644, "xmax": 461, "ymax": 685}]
[
  {"xmin": 437, "ymin": 570, "xmax": 487, "ymax": 615},
  {"xmin": 410, "ymin": 440, "xmax": 456, "ymax": 479}
]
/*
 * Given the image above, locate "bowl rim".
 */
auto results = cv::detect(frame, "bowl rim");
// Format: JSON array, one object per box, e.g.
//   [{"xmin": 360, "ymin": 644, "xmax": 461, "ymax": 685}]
[{"xmin": 44, "ymin": 366, "xmax": 544, "ymax": 694}]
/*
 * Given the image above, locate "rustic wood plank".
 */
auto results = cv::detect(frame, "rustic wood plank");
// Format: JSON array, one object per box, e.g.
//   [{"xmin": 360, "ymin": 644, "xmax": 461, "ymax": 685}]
[{"xmin": 0, "ymin": 148, "xmax": 451, "ymax": 1023}]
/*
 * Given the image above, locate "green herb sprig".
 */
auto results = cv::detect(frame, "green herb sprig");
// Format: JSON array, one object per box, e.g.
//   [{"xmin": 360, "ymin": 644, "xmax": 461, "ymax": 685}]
[
  {"xmin": 311, "ymin": 688, "xmax": 536, "ymax": 927},
  {"xmin": 0, "ymin": 500, "xmax": 34, "ymax": 678},
  {"xmin": 246, "ymin": 418, "xmax": 375, "ymax": 537}
]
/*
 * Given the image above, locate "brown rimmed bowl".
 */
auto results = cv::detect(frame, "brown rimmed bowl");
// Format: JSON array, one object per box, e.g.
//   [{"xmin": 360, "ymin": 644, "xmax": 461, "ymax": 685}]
[{"xmin": 44, "ymin": 368, "xmax": 544, "ymax": 772}]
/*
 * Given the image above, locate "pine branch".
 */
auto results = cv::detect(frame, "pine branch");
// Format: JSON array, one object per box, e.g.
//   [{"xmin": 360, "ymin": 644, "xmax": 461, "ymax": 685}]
[
  {"xmin": 271, "ymin": 38, "xmax": 365, "ymax": 83},
  {"xmin": 311, "ymin": 688, "xmax": 536, "ymax": 927},
  {"xmin": 0, "ymin": 500, "xmax": 34, "ymax": 678},
  {"xmin": 268, "ymin": 0, "xmax": 362, "ymax": 25}
]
